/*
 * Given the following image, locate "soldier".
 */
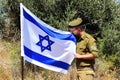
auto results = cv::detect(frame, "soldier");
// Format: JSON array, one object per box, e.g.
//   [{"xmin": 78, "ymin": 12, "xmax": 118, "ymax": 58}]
[{"xmin": 69, "ymin": 18, "xmax": 99, "ymax": 80}]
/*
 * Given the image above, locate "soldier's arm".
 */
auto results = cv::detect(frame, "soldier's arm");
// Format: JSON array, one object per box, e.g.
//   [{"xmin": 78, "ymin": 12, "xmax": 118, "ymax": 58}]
[
  {"xmin": 75, "ymin": 38, "xmax": 98, "ymax": 60},
  {"xmin": 74, "ymin": 53, "xmax": 96, "ymax": 60},
  {"xmin": 88, "ymin": 38, "xmax": 99, "ymax": 58}
]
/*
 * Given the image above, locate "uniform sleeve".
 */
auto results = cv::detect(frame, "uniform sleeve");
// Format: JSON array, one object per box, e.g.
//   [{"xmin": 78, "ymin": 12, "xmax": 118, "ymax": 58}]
[{"xmin": 88, "ymin": 38, "xmax": 99, "ymax": 57}]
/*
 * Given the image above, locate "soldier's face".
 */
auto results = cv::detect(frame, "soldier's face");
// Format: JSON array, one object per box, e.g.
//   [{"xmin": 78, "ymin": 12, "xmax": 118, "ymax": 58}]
[{"xmin": 70, "ymin": 27, "xmax": 81, "ymax": 36}]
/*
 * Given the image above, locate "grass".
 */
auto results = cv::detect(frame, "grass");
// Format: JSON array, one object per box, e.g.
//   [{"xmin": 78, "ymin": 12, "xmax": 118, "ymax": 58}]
[
  {"xmin": 0, "ymin": 39, "xmax": 13, "ymax": 80},
  {"xmin": 0, "ymin": 39, "xmax": 119, "ymax": 80}
]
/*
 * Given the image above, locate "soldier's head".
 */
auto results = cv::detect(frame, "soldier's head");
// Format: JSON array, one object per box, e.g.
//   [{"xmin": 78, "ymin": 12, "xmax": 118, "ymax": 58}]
[{"xmin": 69, "ymin": 18, "xmax": 84, "ymax": 36}]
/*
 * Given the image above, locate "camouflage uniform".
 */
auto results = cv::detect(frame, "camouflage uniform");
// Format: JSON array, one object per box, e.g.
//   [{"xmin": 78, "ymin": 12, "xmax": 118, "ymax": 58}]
[
  {"xmin": 69, "ymin": 18, "xmax": 99, "ymax": 80},
  {"xmin": 76, "ymin": 31, "xmax": 98, "ymax": 80}
]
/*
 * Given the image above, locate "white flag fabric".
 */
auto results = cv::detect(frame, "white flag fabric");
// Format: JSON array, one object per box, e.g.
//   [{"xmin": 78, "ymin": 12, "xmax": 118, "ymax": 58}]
[{"xmin": 20, "ymin": 3, "xmax": 76, "ymax": 74}]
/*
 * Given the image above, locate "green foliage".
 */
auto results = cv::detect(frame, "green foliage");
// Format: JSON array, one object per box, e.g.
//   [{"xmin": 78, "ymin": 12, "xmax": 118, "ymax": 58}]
[
  {"xmin": 97, "ymin": 38, "xmax": 105, "ymax": 56},
  {"xmin": 0, "ymin": 0, "xmax": 7, "ymax": 29}
]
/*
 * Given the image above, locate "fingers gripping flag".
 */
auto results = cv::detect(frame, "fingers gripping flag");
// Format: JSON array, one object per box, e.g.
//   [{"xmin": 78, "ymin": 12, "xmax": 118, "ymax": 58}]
[{"xmin": 20, "ymin": 3, "xmax": 76, "ymax": 74}]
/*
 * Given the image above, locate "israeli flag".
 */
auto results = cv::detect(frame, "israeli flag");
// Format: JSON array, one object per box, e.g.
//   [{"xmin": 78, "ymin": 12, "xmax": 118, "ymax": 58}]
[{"xmin": 20, "ymin": 3, "xmax": 76, "ymax": 74}]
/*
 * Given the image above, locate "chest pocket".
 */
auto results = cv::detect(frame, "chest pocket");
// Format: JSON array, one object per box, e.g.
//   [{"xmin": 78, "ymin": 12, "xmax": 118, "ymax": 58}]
[{"xmin": 76, "ymin": 38, "xmax": 88, "ymax": 54}]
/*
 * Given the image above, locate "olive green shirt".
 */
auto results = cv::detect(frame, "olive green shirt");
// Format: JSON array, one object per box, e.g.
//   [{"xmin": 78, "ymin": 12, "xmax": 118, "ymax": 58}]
[{"xmin": 76, "ymin": 32, "xmax": 98, "ymax": 68}]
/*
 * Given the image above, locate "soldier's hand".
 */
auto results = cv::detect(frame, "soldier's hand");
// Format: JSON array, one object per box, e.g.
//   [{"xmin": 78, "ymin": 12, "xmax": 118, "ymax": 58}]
[{"xmin": 74, "ymin": 53, "xmax": 82, "ymax": 59}]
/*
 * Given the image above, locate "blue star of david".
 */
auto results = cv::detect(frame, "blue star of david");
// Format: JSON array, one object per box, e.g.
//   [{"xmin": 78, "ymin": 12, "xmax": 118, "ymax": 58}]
[{"xmin": 36, "ymin": 35, "xmax": 54, "ymax": 52}]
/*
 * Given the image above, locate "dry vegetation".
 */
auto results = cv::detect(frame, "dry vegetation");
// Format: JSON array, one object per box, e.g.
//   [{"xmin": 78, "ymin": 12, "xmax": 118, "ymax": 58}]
[
  {"xmin": 0, "ymin": 40, "xmax": 13, "ymax": 80},
  {"xmin": 0, "ymin": 39, "xmax": 119, "ymax": 80}
]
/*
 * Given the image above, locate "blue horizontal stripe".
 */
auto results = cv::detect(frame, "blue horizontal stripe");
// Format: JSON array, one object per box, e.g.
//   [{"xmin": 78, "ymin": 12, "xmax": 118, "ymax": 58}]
[
  {"xmin": 23, "ymin": 8, "xmax": 76, "ymax": 43},
  {"xmin": 24, "ymin": 46, "xmax": 70, "ymax": 70}
]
